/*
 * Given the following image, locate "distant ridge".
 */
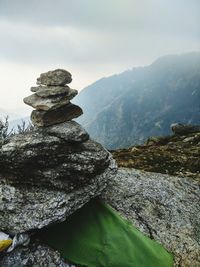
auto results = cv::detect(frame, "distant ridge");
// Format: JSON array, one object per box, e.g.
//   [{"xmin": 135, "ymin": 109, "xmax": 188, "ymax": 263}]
[{"xmin": 74, "ymin": 52, "xmax": 200, "ymax": 149}]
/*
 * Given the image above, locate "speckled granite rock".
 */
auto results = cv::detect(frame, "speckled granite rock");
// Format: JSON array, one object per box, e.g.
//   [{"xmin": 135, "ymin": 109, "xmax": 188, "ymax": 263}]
[
  {"xmin": 0, "ymin": 119, "xmax": 117, "ymax": 233},
  {"xmin": 0, "ymin": 241, "xmax": 76, "ymax": 267},
  {"xmin": 0, "ymin": 159, "xmax": 115, "ymax": 234},
  {"xmin": 102, "ymin": 168, "xmax": 200, "ymax": 267},
  {"xmin": 0, "ymin": 121, "xmax": 115, "ymax": 192}
]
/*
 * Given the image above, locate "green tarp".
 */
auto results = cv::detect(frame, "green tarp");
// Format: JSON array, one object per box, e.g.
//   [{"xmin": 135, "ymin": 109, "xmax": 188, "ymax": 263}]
[{"xmin": 40, "ymin": 199, "xmax": 173, "ymax": 267}]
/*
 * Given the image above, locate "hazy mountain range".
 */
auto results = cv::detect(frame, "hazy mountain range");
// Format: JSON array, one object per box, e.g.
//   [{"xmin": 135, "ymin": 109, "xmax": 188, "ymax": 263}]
[
  {"xmin": 74, "ymin": 52, "xmax": 200, "ymax": 149},
  {"xmin": 1, "ymin": 52, "xmax": 199, "ymax": 149}
]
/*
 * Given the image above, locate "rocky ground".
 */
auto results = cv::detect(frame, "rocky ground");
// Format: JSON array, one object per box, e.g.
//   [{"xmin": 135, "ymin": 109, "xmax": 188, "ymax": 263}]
[
  {"xmin": 112, "ymin": 127, "xmax": 200, "ymax": 181},
  {"xmin": 0, "ymin": 69, "xmax": 199, "ymax": 266},
  {"xmin": 109, "ymin": 125, "xmax": 200, "ymax": 266},
  {"xmin": 102, "ymin": 168, "xmax": 200, "ymax": 267}
]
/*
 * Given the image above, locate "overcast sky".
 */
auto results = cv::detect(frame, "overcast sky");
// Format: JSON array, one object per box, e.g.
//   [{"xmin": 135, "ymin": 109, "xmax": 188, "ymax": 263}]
[{"xmin": 0, "ymin": 0, "xmax": 199, "ymax": 116}]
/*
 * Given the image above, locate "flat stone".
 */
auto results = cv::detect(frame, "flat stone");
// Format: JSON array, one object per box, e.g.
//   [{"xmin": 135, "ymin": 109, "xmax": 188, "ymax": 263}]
[
  {"xmin": 31, "ymin": 103, "xmax": 83, "ymax": 126},
  {"xmin": 24, "ymin": 94, "xmax": 68, "ymax": 111},
  {"xmin": 31, "ymin": 85, "xmax": 71, "ymax": 97},
  {"xmin": 23, "ymin": 89, "xmax": 77, "ymax": 111},
  {"xmin": 37, "ymin": 69, "xmax": 72, "ymax": 86}
]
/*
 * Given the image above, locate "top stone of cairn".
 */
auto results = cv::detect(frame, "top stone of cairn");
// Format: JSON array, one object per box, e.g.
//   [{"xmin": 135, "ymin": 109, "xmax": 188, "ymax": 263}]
[{"xmin": 37, "ymin": 69, "xmax": 72, "ymax": 86}]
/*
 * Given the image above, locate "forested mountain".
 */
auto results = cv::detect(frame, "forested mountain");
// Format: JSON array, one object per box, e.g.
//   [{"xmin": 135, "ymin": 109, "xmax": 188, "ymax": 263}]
[{"xmin": 74, "ymin": 52, "xmax": 200, "ymax": 149}]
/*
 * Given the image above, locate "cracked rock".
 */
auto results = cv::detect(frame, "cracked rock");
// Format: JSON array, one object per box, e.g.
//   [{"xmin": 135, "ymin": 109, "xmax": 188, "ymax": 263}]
[{"xmin": 102, "ymin": 168, "xmax": 200, "ymax": 267}]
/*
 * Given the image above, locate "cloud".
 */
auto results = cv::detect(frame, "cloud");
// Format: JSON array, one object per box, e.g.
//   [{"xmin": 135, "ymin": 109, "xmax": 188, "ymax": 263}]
[
  {"xmin": 0, "ymin": 0, "xmax": 199, "ymax": 34},
  {"xmin": 0, "ymin": 18, "xmax": 199, "ymax": 66},
  {"xmin": 0, "ymin": 0, "xmax": 199, "ymax": 111},
  {"xmin": 0, "ymin": 0, "xmax": 199, "ymax": 64}
]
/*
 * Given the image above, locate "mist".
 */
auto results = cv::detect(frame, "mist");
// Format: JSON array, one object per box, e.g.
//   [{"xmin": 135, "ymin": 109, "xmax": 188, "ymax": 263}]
[{"xmin": 0, "ymin": 0, "xmax": 199, "ymax": 116}]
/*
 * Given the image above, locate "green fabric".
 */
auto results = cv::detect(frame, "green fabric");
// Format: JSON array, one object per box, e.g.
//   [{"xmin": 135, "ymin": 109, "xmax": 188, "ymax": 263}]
[{"xmin": 40, "ymin": 199, "xmax": 173, "ymax": 267}]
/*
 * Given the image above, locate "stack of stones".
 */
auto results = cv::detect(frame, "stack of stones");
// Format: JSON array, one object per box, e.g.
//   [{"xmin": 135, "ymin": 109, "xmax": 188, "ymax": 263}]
[
  {"xmin": 0, "ymin": 68, "xmax": 117, "ymax": 265},
  {"xmin": 24, "ymin": 69, "xmax": 83, "ymax": 127}
]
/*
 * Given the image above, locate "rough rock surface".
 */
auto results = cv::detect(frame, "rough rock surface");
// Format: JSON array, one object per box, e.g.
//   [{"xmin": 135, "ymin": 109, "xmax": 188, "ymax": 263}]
[
  {"xmin": 44, "ymin": 121, "xmax": 89, "ymax": 142},
  {"xmin": 0, "ymin": 164, "xmax": 115, "ymax": 234},
  {"xmin": 102, "ymin": 168, "xmax": 200, "ymax": 267},
  {"xmin": 0, "ymin": 241, "xmax": 76, "ymax": 267},
  {"xmin": 0, "ymin": 121, "xmax": 115, "ymax": 192},
  {"xmin": 37, "ymin": 69, "xmax": 72, "ymax": 86},
  {"xmin": 0, "ymin": 120, "xmax": 117, "ymax": 233},
  {"xmin": 23, "ymin": 89, "xmax": 77, "ymax": 110},
  {"xmin": 31, "ymin": 103, "xmax": 83, "ymax": 126}
]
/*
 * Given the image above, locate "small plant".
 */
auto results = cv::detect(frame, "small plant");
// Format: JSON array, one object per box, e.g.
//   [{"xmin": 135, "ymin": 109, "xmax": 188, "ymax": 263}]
[
  {"xmin": 0, "ymin": 117, "xmax": 33, "ymax": 145},
  {"xmin": 17, "ymin": 120, "xmax": 34, "ymax": 134},
  {"xmin": 0, "ymin": 116, "xmax": 13, "ymax": 143}
]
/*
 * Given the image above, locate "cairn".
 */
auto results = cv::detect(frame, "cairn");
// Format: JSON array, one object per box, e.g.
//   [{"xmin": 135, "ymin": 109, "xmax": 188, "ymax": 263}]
[
  {"xmin": 0, "ymin": 69, "xmax": 117, "ymax": 265},
  {"xmin": 24, "ymin": 69, "xmax": 83, "ymax": 126}
]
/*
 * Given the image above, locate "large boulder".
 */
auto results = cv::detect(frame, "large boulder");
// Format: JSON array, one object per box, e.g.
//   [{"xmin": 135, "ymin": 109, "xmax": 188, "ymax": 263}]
[
  {"xmin": 102, "ymin": 168, "xmax": 200, "ymax": 267},
  {"xmin": 171, "ymin": 123, "xmax": 200, "ymax": 135},
  {"xmin": 0, "ymin": 121, "xmax": 115, "ymax": 192},
  {"xmin": 0, "ymin": 121, "xmax": 117, "ymax": 234},
  {"xmin": 0, "ymin": 172, "xmax": 114, "ymax": 235}
]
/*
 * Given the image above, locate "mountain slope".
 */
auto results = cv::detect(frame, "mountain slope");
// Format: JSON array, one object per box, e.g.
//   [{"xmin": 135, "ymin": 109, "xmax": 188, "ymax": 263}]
[
  {"xmin": 112, "ymin": 125, "xmax": 200, "ymax": 181},
  {"xmin": 75, "ymin": 52, "xmax": 200, "ymax": 149}
]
